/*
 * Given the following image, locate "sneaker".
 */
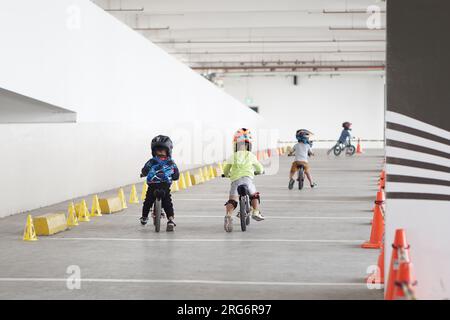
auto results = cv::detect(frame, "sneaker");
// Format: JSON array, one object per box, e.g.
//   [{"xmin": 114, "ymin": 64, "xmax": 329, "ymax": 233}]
[
  {"xmin": 288, "ymin": 178, "xmax": 295, "ymax": 190},
  {"xmin": 224, "ymin": 216, "xmax": 233, "ymax": 232},
  {"xmin": 166, "ymin": 219, "xmax": 176, "ymax": 232},
  {"xmin": 140, "ymin": 216, "xmax": 149, "ymax": 226},
  {"xmin": 251, "ymin": 209, "xmax": 265, "ymax": 221},
  {"xmin": 311, "ymin": 182, "xmax": 317, "ymax": 188}
]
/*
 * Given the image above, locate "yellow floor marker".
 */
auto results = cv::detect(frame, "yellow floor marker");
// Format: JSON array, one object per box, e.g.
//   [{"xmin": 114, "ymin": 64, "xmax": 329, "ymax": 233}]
[
  {"xmin": 198, "ymin": 168, "xmax": 205, "ymax": 183},
  {"xmin": 23, "ymin": 215, "xmax": 38, "ymax": 241},
  {"xmin": 203, "ymin": 167, "xmax": 210, "ymax": 181},
  {"xmin": 185, "ymin": 171, "xmax": 193, "ymax": 187},
  {"xmin": 118, "ymin": 188, "xmax": 128, "ymax": 209},
  {"xmin": 171, "ymin": 180, "xmax": 180, "ymax": 192},
  {"xmin": 178, "ymin": 172, "xmax": 186, "ymax": 189},
  {"xmin": 129, "ymin": 184, "xmax": 139, "ymax": 204},
  {"xmin": 209, "ymin": 165, "xmax": 216, "ymax": 178},
  {"xmin": 67, "ymin": 202, "xmax": 78, "ymax": 226},
  {"xmin": 90, "ymin": 195, "xmax": 102, "ymax": 217},
  {"xmin": 78, "ymin": 200, "xmax": 90, "ymax": 222},
  {"xmin": 141, "ymin": 182, "xmax": 148, "ymax": 201}
]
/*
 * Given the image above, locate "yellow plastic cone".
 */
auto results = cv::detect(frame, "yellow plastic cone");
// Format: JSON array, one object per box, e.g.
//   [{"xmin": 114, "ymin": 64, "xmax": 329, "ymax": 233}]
[
  {"xmin": 171, "ymin": 180, "xmax": 180, "ymax": 192},
  {"xmin": 129, "ymin": 184, "xmax": 139, "ymax": 204},
  {"xmin": 198, "ymin": 168, "xmax": 205, "ymax": 183},
  {"xmin": 23, "ymin": 214, "xmax": 38, "ymax": 241},
  {"xmin": 118, "ymin": 188, "xmax": 127, "ymax": 209},
  {"xmin": 141, "ymin": 182, "xmax": 148, "ymax": 201},
  {"xmin": 178, "ymin": 172, "xmax": 186, "ymax": 189},
  {"xmin": 185, "ymin": 171, "xmax": 193, "ymax": 187},
  {"xmin": 209, "ymin": 165, "xmax": 216, "ymax": 178},
  {"xmin": 203, "ymin": 167, "xmax": 210, "ymax": 181},
  {"xmin": 78, "ymin": 200, "xmax": 90, "ymax": 222},
  {"xmin": 90, "ymin": 195, "xmax": 102, "ymax": 217},
  {"xmin": 67, "ymin": 202, "xmax": 78, "ymax": 226}
]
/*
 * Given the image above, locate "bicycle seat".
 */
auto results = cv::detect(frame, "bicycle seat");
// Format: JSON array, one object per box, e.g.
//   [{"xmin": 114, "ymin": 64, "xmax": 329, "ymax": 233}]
[
  {"xmin": 237, "ymin": 184, "xmax": 250, "ymax": 197},
  {"xmin": 296, "ymin": 163, "xmax": 305, "ymax": 169},
  {"xmin": 153, "ymin": 189, "xmax": 166, "ymax": 199}
]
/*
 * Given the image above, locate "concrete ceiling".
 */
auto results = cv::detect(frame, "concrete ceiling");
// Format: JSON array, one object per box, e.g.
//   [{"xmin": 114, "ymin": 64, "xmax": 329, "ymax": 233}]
[{"xmin": 92, "ymin": 0, "xmax": 386, "ymax": 74}]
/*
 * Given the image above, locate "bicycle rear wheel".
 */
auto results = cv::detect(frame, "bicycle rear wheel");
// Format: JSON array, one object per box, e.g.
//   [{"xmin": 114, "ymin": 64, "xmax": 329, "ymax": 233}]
[
  {"xmin": 154, "ymin": 199, "xmax": 161, "ymax": 232},
  {"xmin": 333, "ymin": 145, "xmax": 342, "ymax": 156},
  {"xmin": 298, "ymin": 167, "xmax": 304, "ymax": 190},
  {"xmin": 239, "ymin": 197, "xmax": 248, "ymax": 232}
]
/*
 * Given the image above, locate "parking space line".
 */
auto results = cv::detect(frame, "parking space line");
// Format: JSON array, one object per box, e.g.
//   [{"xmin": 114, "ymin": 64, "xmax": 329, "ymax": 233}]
[
  {"xmin": 124, "ymin": 215, "xmax": 370, "ymax": 220},
  {"xmin": 0, "ymin": 277, "xmax": 371, "ymax": 287},
  {"xmin": 45, "ymin": 237, "xmax": 365, "ymax": 243}
]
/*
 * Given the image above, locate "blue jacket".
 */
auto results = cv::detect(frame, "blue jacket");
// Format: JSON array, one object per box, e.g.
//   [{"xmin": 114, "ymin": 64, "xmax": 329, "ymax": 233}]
[
  {"xmin": 338, "ymin": 129, "xmax": 352, "ymax": 144},
  {"xmin": 141, "ymin": 156, "xmax": 180, "ymax": 184}
]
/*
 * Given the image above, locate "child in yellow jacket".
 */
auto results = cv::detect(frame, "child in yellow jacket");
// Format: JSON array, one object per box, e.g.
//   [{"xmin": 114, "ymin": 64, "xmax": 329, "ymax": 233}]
[{"xmin": 222, "ymin": 128, "xmax": 264, "ymax": 232}]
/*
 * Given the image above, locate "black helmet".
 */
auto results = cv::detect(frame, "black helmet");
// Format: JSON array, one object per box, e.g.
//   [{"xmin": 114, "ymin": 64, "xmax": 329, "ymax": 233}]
[
  {"xmin": 342, "ymin": 122, "xmax": 352, "ymax": 129},
  {"xmin": 151, "ymin": 135, "xmax": 173, "ymax": 157}
]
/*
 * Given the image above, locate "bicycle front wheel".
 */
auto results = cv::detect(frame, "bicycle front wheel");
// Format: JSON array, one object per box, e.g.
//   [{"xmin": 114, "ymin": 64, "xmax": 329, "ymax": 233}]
[{"xmin": 347, "ymin": 145, "xmax": 356, "ymax": 156}]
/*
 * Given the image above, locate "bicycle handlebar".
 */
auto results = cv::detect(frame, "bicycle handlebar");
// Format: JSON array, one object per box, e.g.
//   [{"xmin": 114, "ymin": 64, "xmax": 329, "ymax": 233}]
[{"xmin": 222, "ymin": 172, "xmax": 264, "ymax": 178}]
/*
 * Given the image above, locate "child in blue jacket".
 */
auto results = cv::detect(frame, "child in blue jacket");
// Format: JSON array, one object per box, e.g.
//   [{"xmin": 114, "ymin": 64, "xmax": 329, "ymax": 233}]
[
  {"xmin": 140, "ymin": 135, "xmax": 179, "ymax": 231},
  {"xmin": 327, "ymin": 122, "xmax": 352, "ymax": 155}
]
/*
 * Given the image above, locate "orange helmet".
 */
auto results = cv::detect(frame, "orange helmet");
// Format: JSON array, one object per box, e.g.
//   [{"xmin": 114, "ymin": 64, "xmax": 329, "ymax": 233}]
[{"xmin": 233, "ymin": 128, "xmax": 253, "ymax": 151}]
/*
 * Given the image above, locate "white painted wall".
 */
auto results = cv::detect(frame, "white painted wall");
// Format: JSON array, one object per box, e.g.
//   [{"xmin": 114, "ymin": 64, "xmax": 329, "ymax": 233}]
[
  {"xmin": 223, "ymin": 73, "xmax": 385, "ymax": 148},
  {"xmin": 0, "ymin": 0, "xmax": 267, "ymax": 217}
]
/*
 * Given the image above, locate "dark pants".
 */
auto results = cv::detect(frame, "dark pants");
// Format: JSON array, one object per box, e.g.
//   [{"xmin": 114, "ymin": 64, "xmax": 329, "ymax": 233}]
[{"xmin": 142, "ymin": 182, "xmax": 174, "ymax": 218}]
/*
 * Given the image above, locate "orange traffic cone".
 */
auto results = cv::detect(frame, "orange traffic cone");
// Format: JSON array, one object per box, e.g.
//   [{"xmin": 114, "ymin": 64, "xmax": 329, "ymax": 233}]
[
  {"xmin": 375, "ymin": 190, "xmax": 385, "ymax": 205},
  {"xmin": 385, "ymin": 229, "xmax": 410, "ymax": 300},
  {"xmin": 367, "ymin": 244, "xmax": 385, "ymax": 284},
  {"xmin": 362, "ymin": 205, "xmax": 384, "ymax": 249},
  {"xmin": 392, "ymin": 262, "xmax": 417, "ymax": 300},
  {"xmin": 356, "ymin": 138, "xmax": 363, "ymax": 154},
  {"xmin": 380, "ymin": 169, "xmax": 386, "ymax": 181},
  {"xmin": 378, "ymin": 169, "xmax": 386, "ymax": 190}
]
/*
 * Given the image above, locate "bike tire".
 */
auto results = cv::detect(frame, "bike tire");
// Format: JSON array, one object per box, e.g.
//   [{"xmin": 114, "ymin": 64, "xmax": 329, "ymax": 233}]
[
  {"xmin": 333, "ymin": 146, "xmax": 342, "ymax": 156},
  {"xmin": 298, "ymin": 167, "xmax": 304, "ymax": 190},
  {"xmin": 154, "ymin": 199, "xmax": 161, "ymax": 232},
  {"xmin": 239, "ymin": 197, "xmax": 247, "ymax": 232},
  {"xmin": 347, "ymin": 145, "xmax": 356, "ymax": 156}
]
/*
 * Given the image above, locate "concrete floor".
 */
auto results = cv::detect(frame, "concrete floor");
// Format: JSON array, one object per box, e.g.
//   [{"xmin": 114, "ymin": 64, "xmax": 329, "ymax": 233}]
[{"xmin": 0, "ymin": 150, "xmax": 384, "ymax": 299}]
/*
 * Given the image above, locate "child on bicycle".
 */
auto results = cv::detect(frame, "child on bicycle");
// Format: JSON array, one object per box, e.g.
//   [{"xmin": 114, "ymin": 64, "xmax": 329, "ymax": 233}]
[
  {"xmin": 288, "ymin": 129, "xmax": 317, "ymax": 189},
  {"xmin": 327, "ymin": 121, "xmax": 352, "ymax": 155},
  {"xmin": 223, "ymin": 128, "xmax": 264, "ymax": 232},
  {"xmin": 140, "ymin": 135, "xmax": 180, "ymax": 231}
]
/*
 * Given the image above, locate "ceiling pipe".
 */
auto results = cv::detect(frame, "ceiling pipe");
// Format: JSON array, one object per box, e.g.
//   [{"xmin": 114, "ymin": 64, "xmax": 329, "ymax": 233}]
[
  {"xmin": 170, "ymin": 49, "xmax": 385, "ymax": 55},
  {"xmin": 323, "ymin": 9, "xmax": 386, "ymax": 14},
  {"xmin": 188, "ymin": 60, "xmax": 386, "ymax": 65},
  {"xmin": 134, "ymin": 27, "xmax": 170, "ymax": 31},
  {"xmin": 154, "ymin": 39, "xmax": 385, "ymax": 44},
  {"xmin": 191, "ymin": 65, "xmax": 385, "ymax": 71},
  {"xmin": 105, "ymin": 8, "xmax": 144, "ymax": 12},
  {"xmin": 329, "ymin": 27, "xmax": 386, "ymax": 31}
]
